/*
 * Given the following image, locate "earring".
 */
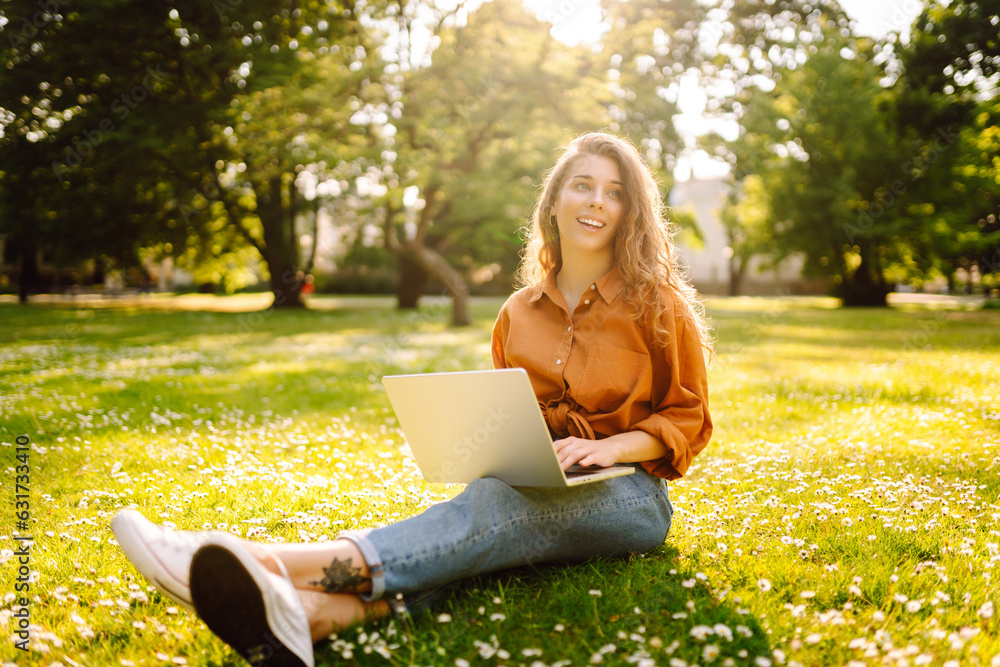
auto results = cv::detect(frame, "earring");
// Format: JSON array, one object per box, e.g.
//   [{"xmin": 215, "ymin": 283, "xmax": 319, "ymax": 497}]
[{"xmin": 549, "ymin": 214, "xmax": 557, "ymax": 226}]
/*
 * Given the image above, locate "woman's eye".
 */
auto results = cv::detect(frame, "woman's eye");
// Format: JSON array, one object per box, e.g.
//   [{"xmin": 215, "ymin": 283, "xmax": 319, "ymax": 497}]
[
  {"xmin": 609, "ymin": 190, "xmax": 621, "ymax": 199},
  {"xmin": 575, "ymin": 182, "xmax": 590, "ymax": 191}
]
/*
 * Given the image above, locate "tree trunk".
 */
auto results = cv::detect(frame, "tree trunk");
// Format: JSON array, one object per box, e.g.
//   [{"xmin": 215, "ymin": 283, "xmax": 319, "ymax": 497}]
[
  {"xmin": 258, "ymin": 174, "xmax": 305, "ymax": 309},
  {"xmin": 729, "ymin": 254, "xmax": 747, "ymax": 296},
  {"xmin": 381, "ymin": 185, "xmax": 469, "ymax": 325},
  {"xmin": 265, "ymin": 255, "xmax": 305, "ymax": 309},
  {"xmin": 18, "ymin": 236, "xmax": 38, "ymax": 304},
  {"xmin": 397, "ymin": 253, "xmax": 429, "ymax": 309},
  {"xmin": 91, "ymin": 256, "xmax": 106, "ymax": 286},
  {"xmin": 402, "ymin": 241, "xmax": 470, "ymax": 326},
  {"xmin": 834, "ymin": 252, "xmax": 890, "ymax": 306}
]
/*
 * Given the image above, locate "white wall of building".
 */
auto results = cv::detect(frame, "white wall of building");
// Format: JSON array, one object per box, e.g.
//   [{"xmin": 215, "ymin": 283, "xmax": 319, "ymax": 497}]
[{"xmin": 669, "ymin": 176, "xmax": 812, "ymax": 295}]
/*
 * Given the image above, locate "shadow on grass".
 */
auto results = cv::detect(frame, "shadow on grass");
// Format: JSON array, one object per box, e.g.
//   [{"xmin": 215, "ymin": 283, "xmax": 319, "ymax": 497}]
[{"xmin": 320, "ymin": 544, "xmax": 769, "ymax": 666}]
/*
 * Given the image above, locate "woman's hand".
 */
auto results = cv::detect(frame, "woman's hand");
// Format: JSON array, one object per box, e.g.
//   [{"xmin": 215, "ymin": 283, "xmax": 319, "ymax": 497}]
[
  {"xmin": 553, "ymin": 431, "xmax": 669, "ymax": 471},
  {"xmin": 553, "ymin": 436, "xmax": 620, "ymax": 470}
]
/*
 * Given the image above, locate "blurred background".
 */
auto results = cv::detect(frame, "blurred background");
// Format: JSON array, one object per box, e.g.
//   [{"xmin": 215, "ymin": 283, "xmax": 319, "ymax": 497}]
[{"xmin": 1, "ymin": 0, "xmax": 997, "ymax": 322}]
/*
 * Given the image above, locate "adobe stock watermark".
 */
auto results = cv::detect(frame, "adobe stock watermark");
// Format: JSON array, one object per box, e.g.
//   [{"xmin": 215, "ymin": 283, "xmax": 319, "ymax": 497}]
[
  {"xmin": 734, "ymin": 77, "xmax": 830, "ymax": 178},
  {"xmin": 516, "ymin": 509, "xmax": 573, "ymax": 564},
  {"xmin": 979, "ymin": 249, "xmax": 1000, "ymax": 279},
  {"xmin": 713, "ymin": 289, "xmax": 794, "ymax": 371},
  {"xmin": 892, "ymin": 247, "xmax": 1000, "ymax": 363},
  {"xmin": 423, "ymin": 405, "xmax": 512, "ymax": 483},
  {"xmin": 5, "ymin": 0, "xmax": 64, "ymax": 49},
  {"xmin": 50, "ymin": 66, "xmax": 167, "ymax": 182},
  {"xmin": 894, "ymin": 247, "xmax": 1000, "ymax": 357},
  {"xmin": 898, "ymin": 309, "xmax": 951, "ymax": 357},
  {"xmin": 351, "ymin": 288, "xmax": 450, "ymax": 385},
  {"xmin": 539, "ymin": 0, "xmax": 596, "ymax": 27},
  {"xmin": 176, "ymin": 128, "xmax": 271, "ymax": 223},
  {"xmin": 454, "ymin": 74, "xmax": 500, "ymax": 120},
  {"xmin": 55, "ymin": 309, "xmax": 98, "ymax": 343},
  {"xmin": 871, "ymin": 0, "xmax": 924, "ymax": 38},
  {"xmin": 213, "ymin": 0, "xmax": 244, "ymax": 21},
  {"xmin": 843, "ymin": 126, "xmax": 959, "ymax": 244}
]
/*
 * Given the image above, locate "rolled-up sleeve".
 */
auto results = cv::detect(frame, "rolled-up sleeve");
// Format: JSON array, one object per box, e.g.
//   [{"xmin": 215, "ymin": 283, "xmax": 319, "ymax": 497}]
[{"xmin": 629, "ymin": 312, "xmax": 712, "ymax": 480}]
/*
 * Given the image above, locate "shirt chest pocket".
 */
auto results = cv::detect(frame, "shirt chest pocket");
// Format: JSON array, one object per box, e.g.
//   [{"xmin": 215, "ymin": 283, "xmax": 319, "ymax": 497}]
[{"xmin": 574, "ymin": 344, "xmax": 650, "ymax": 413}]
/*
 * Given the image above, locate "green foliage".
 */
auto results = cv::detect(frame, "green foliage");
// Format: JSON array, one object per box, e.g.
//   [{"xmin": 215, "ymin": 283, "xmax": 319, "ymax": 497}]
[
  {"xmin": 0, "ymin": 0, "xmax": 369, "ymax": 303},
  {"xmin": 724, "ymin": 28, "xmax": 904, "ymax": 303},
  {"xmin": 385, "ymin": 0, "xmax": 608, "ymax": 267},
  {"xmin": 368, "ymin": 0, "xmax": 715, "ymax": 309},
  {"xmin": 669, "ymin": 205, "xmax": 705, "ymax": 249},
  {"xmin": 894, "ymin": 1, "xmax": 1000, "ymax": 285},
  {"xmin": 718, "ymin": 174, "xmax": 773, "ymax": 293},
  {"xmin": 709, "ymin": 0, "xmax": 1000, "ymax": 302},
  {"xmin": 599, "ymin": 0, "xmax": 701, "ymax": 173}
]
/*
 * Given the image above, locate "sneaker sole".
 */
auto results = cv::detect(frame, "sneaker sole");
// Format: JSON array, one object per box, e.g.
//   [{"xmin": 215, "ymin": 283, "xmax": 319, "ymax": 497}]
[
  {"xmin": 111, "ymin": 511, "xmax": 193, "ymax": 610},
  {"xmin": 191, "ymin": 544, "xmax": 309, "ymax": 667}
]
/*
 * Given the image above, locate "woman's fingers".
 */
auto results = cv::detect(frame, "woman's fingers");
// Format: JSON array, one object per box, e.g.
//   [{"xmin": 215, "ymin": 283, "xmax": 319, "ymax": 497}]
[
  {"xmin": 553, "ymin": 437, "xmax": 609, "ymax": 470},
  {"xmin": 553, "ymin": 437, "xmax": 579, "ymax": 469}
]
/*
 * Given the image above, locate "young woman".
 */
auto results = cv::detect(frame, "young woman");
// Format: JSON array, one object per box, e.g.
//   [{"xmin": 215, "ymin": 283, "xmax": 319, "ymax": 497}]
[{"xmin": 112, "ymin": 132, "xmax": 713, "ymax": 667}]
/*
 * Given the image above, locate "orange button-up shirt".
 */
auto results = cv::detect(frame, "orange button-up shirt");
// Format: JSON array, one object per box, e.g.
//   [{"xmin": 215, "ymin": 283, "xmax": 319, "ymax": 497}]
[{"xmin": 491, "ymin": 267, "xmax": 712, "ymax": 480}]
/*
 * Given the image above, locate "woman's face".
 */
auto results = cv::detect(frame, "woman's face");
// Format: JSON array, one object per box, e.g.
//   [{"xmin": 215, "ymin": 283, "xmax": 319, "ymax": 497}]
[{"xmin": 550, "ymin": 153, "xmax": 624, "ymax": 259}]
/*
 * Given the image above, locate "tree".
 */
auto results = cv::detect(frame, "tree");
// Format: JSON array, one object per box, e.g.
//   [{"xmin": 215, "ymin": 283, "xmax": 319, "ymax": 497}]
[
  {"xmin": 0, "ymin": 0, "xmax": 372, "ymax": 306},
  {"xmin": 376, "ymin": 0, "xmax": 607, "ymax": 324},
  {"xmin": 1, "ymin": 0, "xmax": 200, "ymax": 301},
  {"xmin": 183, "ymin": 48, "xmax": 378, "ymax": 307},
  {"xmin": 895, "ymin": 0, "xmax": 1000, "ymax": 291},
  {"xmin": 370, "ymin": 0, "xmax": 726, "ymax": 323},
  {"xmin": 703, "ymin": 0, "xmax": 1000, "ymax": 302},
  {"xmin": 719, "ymin": 173, "xmax": 771, "ymax": 295},
  {"xmin": 703, "ymin": 2, "xmax": 937, "ymax": 304},
  {"xmin": 598, "ymin": 0, "xmax": 702, "ymax": 171}
]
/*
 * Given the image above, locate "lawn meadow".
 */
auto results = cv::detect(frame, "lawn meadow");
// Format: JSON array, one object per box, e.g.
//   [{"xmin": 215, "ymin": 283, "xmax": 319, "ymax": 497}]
[{"xmin": 1, "ymin": 293, "xmax": 999, "ymax": 667}]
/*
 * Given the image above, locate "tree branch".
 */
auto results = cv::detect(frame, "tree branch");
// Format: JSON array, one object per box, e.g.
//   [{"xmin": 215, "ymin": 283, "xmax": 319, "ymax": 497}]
[{"xmin": 414, "ymin": 180, "xmax": 441, "ymax": 246}]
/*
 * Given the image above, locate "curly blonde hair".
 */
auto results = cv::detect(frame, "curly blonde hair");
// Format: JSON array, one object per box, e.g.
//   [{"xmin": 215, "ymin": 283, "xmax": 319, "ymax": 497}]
[{"xmin": 516, "ymin": 132, "xmax": 713, "ymax": 359}]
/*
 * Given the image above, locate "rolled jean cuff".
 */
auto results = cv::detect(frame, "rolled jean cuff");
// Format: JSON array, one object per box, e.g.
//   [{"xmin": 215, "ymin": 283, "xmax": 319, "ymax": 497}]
[{"xmin": 336, "ymin": 528, "xmax": 385, "ymax": 602}]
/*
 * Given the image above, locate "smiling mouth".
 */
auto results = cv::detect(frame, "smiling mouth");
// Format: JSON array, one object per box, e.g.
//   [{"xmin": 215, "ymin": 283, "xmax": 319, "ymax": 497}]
[{"xmin": 577, "ymin": 217, "xmax": 606, "ymax": 229}]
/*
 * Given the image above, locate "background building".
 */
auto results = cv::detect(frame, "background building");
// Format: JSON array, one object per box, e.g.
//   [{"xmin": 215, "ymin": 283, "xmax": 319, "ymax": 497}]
[{"xmin": 670, "ymin": 176, "xmax": 823, "ymax": 296}]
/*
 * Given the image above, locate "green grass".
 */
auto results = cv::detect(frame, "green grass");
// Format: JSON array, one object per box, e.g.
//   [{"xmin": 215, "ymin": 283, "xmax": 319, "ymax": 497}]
[{"xmin": 1, "ymin": 293, "xmax": 999, "ymax": 666}]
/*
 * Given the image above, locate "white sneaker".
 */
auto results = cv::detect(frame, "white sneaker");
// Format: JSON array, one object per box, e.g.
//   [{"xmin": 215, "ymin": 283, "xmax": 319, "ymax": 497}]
[
  {"xmin": 191, "ymin": 532, "xmax": 314, "ymax": 667},
  {"xmin": 111, "ymin": 509, "xmax": 214, "ymax": 611}
]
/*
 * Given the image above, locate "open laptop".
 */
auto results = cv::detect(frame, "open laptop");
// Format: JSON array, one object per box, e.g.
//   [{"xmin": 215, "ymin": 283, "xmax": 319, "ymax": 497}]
[{"xmin": 381, "ymin": 368, "xmax": 634, "ymax": 487}]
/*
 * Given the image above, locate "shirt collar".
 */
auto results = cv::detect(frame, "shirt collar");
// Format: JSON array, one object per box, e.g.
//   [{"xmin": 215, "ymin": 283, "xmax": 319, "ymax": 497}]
[
  {"xmin": 528, "ymin": 270, "xmax": 556, "ymax": 304},
  {"xmin": 528, "ymin": 266, "xmax": 625, "ymax": 305},
  {"xmin": 595, "ymin": 266, "xmax": 625, "ymax": 304}
]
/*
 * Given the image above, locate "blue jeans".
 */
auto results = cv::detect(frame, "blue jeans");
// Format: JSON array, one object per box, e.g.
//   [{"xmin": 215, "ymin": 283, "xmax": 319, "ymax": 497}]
[{"xmin": 338, "ymin": 464, "xmax": 673, "ymax": 606}]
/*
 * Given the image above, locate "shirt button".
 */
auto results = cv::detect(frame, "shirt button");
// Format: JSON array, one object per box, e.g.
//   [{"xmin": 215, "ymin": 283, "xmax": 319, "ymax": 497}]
[
  {"xmin": 591, "ymin": 284, "xmax": 596, "ymax": 290},
  {"xmin": 555, "ymin": 359, "xmax": 562, "ymax": 365},
  {"xmin": 584, "ymin": 299, "xmax": 590, "ymax": 305},
  {"xmin": 567, "ymin": 326, "xmax": 572, "ymax": 332}
]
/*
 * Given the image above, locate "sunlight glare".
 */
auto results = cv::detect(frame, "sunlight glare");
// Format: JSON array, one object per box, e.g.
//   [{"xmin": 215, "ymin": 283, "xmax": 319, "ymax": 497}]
[{"xmin": 523, "ymin": 0, "xmax": 608, "ymax": 47}]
